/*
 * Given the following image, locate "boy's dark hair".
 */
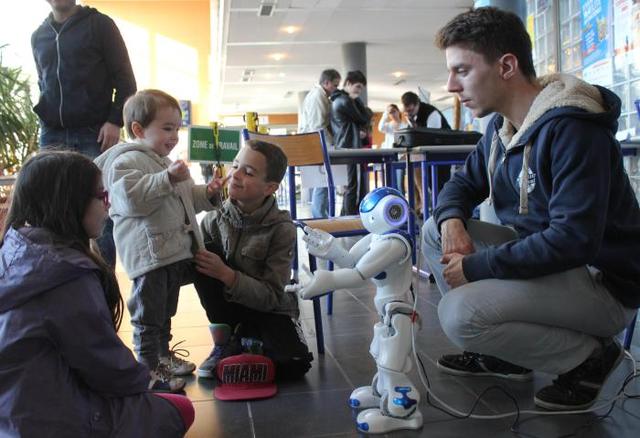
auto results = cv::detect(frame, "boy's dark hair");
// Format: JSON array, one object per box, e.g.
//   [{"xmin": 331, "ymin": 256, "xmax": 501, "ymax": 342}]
[
  {"xmin": 246, "ymin": 140, "xmax": 288, "ymax": 183},
  {"xmin": 1, "ymin": 150, "xmax": 123, "ymax": 330},
  {"xmin": 123, "ymin": 89, "xmax": 182, "ymax": 139},
  {"xmin": 435, "ymin": 7, "xmax": 536, "ymax": 80},
  {"xmin": 401, "ymin": 91, "xmax": 420, "ymax": 106},
  {"xmin": 344, "ymin": 70, "xmax": 367, "ymax": 87},
  {"xmin": 319, "ymin": 69, "xmax": 341, "ymax": 84}
]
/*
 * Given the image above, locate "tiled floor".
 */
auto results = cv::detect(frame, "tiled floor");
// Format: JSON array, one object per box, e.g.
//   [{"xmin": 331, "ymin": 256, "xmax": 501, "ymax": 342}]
[{"xmin": 115, "ymin": 226, "xmax": 640, "ymax": 438}]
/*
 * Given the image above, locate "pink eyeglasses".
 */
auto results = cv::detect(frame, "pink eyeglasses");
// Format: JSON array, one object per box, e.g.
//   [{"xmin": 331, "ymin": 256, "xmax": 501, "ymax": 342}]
[{"xmin": 94, "ymin": 190, "xmax": 110, "ymax": 207}]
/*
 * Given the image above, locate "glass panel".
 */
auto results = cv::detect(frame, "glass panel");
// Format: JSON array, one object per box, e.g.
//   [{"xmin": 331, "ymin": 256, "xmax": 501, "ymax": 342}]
[
  {"xmin": 631, "ymin": 80, "xmax": 640, "ymax": 113},
  {"xmin": 613, "ymin": 54, "xmax": 629, "ymax": 83},
  {"xmin": 572, "ymin": 16, "xmax": 582, "ymax": 41},
  {"xmin": 613, "ymin": 83, "xmax": 630, "ymax": 114},
  {"xmin": 559, "ymin": 0, "xmax": 569, "ymax": 19},
  {"xmin": 631, "ymin": 54, "xmax": 640, "ymax": 79},
  {"xmin": 561, "ymin": 22, "xmax": 571, "ymax": 45}
]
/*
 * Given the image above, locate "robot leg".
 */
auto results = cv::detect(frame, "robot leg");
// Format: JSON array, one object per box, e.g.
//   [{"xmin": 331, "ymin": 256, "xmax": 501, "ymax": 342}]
[
  {"xmin": 355, "ymin": 304, "xmax": 422, "ymax": 434},
  {"xmin": 349, "ymin": 321, "xmax": 385, "ymax": 409}
]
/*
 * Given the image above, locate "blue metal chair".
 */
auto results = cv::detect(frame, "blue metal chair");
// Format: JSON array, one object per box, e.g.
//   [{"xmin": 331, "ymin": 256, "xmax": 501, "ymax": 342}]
[
  {"xmin": 624, "ymin": 313, "xmax": 637, "ymax": 351},
  {"xmin": 242, "ymin": 129, "xmax": 369, "ymax": 354}
]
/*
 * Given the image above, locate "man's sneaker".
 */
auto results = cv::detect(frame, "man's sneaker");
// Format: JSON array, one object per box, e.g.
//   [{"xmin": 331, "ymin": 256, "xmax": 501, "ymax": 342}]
[
  {"xmin": 148, "ymin": 363, "xmax": 186, "ymax": 393},
  {"xmin": 437, "ymin": 351, "xmax": 533, "ymax": 381},
  {"xmin": 160, "ymin": 341, "xmax": 196, "ymax": 376},
  {"xmin": 534, "ymin": 339, "xmax": 624, "ymax": 411}
]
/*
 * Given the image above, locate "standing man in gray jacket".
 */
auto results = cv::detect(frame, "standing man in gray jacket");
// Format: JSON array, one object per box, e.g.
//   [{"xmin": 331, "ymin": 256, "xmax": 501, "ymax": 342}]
[
  {"xmin": 298, "ymin": 69, "xmax": 341, "ymax": 218},
  {"xmin": 32, "ymin": 0, "xmax": 137, "ymax": 267}
]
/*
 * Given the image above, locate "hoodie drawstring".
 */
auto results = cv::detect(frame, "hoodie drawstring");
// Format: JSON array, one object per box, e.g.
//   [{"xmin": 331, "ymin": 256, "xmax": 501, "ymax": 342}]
[{"xmin": 486, "ymin": 133, "xmax": 532, "ymax": 215}]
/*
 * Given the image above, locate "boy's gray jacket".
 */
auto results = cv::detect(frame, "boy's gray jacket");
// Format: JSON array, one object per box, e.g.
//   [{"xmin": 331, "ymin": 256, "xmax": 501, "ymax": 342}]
[
  {"xmin": 95, "ymin": 142, "xmax": 218, "ymax": 279},
  {"xmin": 200, "ymin": 197, "xmax": 299, "ymax": 318}
]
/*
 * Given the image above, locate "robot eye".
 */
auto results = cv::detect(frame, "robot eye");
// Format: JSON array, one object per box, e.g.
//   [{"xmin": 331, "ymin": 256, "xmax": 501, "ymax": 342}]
[{"xmin": 388, "ymin": 204, "xmax": 403, "ymax": 220}]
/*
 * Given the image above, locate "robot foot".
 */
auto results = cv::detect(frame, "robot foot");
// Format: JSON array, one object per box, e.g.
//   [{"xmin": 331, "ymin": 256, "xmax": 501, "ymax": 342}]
[
  {"xmin": 356, "ymin": 408, "xmax": 423, "ymax": 434},
  {"xmin": 349, "ymin": 386, "xmax": 381, "ymax": 409}
]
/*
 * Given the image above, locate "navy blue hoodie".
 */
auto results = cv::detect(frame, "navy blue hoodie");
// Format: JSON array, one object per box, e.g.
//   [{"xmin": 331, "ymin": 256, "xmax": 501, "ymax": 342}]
[
  {"xmin": 434, "ymin": 74, "xmax": 640, "ymax": 309},
  {"xmin": 31, "ymin": 6, "xmax": 136, "ymax": 129}
]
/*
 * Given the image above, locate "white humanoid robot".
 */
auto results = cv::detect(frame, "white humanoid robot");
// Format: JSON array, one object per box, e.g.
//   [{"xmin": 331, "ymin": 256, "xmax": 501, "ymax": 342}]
[{"xmin": 287, "ymin": 187, "xmax": 423, "ymax": 434}]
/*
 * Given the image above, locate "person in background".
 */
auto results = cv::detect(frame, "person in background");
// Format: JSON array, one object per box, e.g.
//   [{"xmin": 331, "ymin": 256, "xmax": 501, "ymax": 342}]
[
  {"xmin": 330, "ymin": 70, "xmax": 372, "ymax": 215},
  {"xmin": 401, "ymin": 91, "xmax": 452, "ymax": 217},
  {"xmin": 0, "ymin": 151, "xmax": 194, "ymax": 437},
  {"xmin": 32, "ymin": 0, "xmax": 137, "ymax": 268},
  {"xmin": 95, "ymin": 90, "xmax": 225, "ymax": 392},
  {"xmin": 378, "ymin": 103, "xmax": 409, "ymax": 192},
  {"xmin": 298, "ymin": 69, "xmax": 341, "ymax": 218},
  {"xmin": 194, "ymin": 140, "xmax": 313, "ymax": 380},
  {"xmin": 423, "ymin": 7, "xmax": 640, "ymax": 411}
]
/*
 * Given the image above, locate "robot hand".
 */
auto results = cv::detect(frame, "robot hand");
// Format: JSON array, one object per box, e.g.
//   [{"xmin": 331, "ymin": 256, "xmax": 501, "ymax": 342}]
[
  {"xmin": 302, "ymin": 226, "xmax": 337, "ymax": 260},
  {"xmin": 284, "ymin": 265, "xmax": 333, "ymax": 300}
]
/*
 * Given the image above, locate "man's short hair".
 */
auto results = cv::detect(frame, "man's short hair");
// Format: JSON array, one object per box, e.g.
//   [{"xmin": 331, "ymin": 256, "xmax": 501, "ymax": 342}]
[
  {"xmin": 435, "ymin": 7, "xmax": 536, "ymax": 80},
  {"xmin": 123, "ymin": 89, "xmax": 181, "ymax": 139},
  {"xmin": 344, "ymin": 70, "xmax": 367, "ymax": 87},
  {"xmin": 245, "ymin": 140, "xmax": 288, "ymax": 183},
  {"xmin": 319, "ymin": 69, "xmax": 341, "ymax": 84},
  {"xmin": 401, "ymin": 91, "xmax": 420, "ymax": 106}
]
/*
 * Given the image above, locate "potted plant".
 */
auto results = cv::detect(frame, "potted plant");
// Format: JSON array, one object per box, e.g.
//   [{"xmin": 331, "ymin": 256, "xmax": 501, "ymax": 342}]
[{"xmin": 0, "ymin": 44, "xmax": 39, "ymax": 228}]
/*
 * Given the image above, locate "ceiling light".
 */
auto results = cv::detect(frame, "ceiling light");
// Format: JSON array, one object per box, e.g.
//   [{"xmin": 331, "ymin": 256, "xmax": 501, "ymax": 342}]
[
  {"xmin": 281, "ymin": 26, "xmax": 300, "ymax": 34},
  {"xmin": 392, "ymin": 71, "xmax": 405, "ymax": 78},
  {"xmin": 278, "ymin": 72, "xmax": 286, "ymax": 77},
  {"xmin": 269, "ymin": 53, "xmax": 286, "ymax": 61}
]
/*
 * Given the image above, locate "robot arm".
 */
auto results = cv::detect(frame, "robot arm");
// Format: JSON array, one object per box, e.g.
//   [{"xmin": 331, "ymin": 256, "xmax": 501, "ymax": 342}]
[
  {"xmin": 291, "ymin": 267, "xmax": 369, "ymax": 300},
  {"xmin": 303, "ymin": 226, "xmax": 372, "ymax": 268},
  {"xmin": 354, "ymin": 237, "xmax": 409, "ymax": 280}
]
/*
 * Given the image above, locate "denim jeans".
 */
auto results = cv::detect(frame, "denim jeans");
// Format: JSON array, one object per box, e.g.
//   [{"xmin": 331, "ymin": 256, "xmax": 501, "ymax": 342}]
[
  {"xmin": 128, "ymin": 260, "xmax": 196, "ymax": 368},
  {"xmin": 40, "ymin": 124, "xmax": 116, "ymax": 267},
  {"xmin": 311, "ymin": 187, "xmax": 329, "ymax": 218},
  {"xmin": 421, "ymin": 217, "xmax": 636, "ymax": 374}
]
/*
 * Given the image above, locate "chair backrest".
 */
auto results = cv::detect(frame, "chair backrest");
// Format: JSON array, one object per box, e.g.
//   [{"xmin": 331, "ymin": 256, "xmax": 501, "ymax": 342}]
[{"xmin": 242, "ymin": 129, "xmax": 336, "ymax": 218}]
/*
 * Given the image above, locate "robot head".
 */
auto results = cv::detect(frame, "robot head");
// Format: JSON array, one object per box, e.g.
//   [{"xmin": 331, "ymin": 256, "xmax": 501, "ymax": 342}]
[{"xmin": 359, "ymin": 187, "xmax": 409, "ymax": 234}]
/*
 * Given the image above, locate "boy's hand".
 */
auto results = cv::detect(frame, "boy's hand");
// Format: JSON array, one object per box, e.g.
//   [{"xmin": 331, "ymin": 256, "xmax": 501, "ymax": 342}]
[
  {"xmin": 195, "ymin": 249, "xmax": 237, "ymax": 287},
  {"xmin": 168, "ymin": 160, "xmax": 191, "ymax": 183},
  {"xmin": 207, "ymin": 174, "xmax": 231, "ymax": 197}
]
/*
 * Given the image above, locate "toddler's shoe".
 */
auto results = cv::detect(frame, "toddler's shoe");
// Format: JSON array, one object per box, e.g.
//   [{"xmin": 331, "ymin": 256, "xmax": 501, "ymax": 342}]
[
  {"xmin": 148, "ymin": 362, "xmax": 186, "ymax": 393},
  {"xmin": 160, "ymin": 340, "xmax": 196, "ymax": 376}
]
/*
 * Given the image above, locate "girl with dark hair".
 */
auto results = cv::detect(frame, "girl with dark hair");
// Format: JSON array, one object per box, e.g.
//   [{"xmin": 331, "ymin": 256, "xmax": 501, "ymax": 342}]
[{"xmin": 0, "ymin": 151, "xmax": 194, "ymax": 437}]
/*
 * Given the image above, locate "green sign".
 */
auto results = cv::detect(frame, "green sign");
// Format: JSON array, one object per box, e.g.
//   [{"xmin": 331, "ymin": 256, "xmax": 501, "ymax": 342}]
[{"xmin": 188, "ymin": 125, "xmax": 242, "ymax": 163}]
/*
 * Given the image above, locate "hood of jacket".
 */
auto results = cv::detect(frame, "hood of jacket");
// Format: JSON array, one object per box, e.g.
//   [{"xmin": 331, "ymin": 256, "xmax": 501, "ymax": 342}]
[
  {"xmin": 41, "ymin": 5, "xmax": 95, "ymax": 29},
  {"xmin": 217, "ymin": 196, "xmax": 292, "ymax": 229},
  {"xmin": 94, "ymin": 141, "xmax": 169, "ymax": 178},
  {"xmin": 0, "ymin": 227, "xmax": 98, "ymax": 313},
  {"xmin": 486, "ymin": 73, "xmax": 620, "ymax": 214}
]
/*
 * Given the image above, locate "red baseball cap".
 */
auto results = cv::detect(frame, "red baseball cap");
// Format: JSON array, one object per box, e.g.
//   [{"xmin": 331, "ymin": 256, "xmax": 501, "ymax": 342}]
[{"xmin": 214, "ymin": 353, "xmax": 277, "ymax": 401}]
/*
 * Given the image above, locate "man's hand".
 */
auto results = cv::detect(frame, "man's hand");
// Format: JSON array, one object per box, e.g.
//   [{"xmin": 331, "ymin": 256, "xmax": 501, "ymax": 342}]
[
  {"xmin": 168, "ymin": 160, "xmax": 190, "ymax": 183},
  {"xmin": 98, "ymin": 122, "xmax": 121, "ymax": 151},
  {"xmin": 441, "ymin": 252, "xmax": 468, "ymax": 288},
  {"xmin": 195, "ymin": 249, "xmax": 237, "ymax": 287},
  {"xmin": 207, "ymin": 174, "xmax": 231, "ymax": 197},
  {"xmin": 441, "ymin": 218, "xmax": 475, "ymax": 258}
]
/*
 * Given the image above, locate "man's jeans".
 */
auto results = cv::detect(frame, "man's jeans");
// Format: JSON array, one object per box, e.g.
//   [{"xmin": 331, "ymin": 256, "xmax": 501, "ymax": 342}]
[
  {"xmin": 311, "ymin": 187, "xmax": 330, "ymax": 218},
  {"xmin": 421, "ymin": 217, "xmax": 636, "ymax": 374},
  {"xmin": 40, "ymin": 124, "xmax": 117, "ymax": 267}
]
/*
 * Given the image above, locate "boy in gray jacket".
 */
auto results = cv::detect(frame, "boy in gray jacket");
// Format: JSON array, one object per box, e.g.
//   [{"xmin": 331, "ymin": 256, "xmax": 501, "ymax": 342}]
[
  {"xmin": 95, "ymin": 90, "xmax": 226, "ymax": 392},
  {"xmin": 194, "ymin": 140, "xmax": 313, "ymax": 380}
]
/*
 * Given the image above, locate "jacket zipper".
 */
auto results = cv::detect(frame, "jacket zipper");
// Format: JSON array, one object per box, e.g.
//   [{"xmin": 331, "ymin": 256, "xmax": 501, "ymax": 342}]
[{"xmin": 48, "ymin": 22, "xmax": 65, "ymax": 128}]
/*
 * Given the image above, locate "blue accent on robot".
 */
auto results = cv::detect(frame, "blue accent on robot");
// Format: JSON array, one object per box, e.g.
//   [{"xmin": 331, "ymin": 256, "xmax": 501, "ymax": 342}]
[
  {"xmin": 359, "ymin": 187, "xmax": 404, "ymax": 213},
  {"xmin": 393, "ymin": 387, "xmax": 417, "ymax": 409}
]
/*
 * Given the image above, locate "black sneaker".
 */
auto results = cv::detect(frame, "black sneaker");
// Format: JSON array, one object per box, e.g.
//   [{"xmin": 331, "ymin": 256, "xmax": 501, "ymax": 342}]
[
  {"xmin": 534, "ymin": 339, "xmax": 624, "ymax": 411},
  {"xmin": 437, "ymin": 351, "xmax": 533, "ymax": 381}
]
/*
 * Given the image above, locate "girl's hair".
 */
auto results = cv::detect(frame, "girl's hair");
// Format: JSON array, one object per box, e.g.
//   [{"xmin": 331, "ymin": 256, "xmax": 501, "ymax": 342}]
[{"xmin": 1, "ymin": 151, "xmax": 124, "ymax": 330}]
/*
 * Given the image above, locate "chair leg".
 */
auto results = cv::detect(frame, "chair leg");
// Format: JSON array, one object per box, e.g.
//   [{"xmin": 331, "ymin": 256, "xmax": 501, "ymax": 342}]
[
  {"xmin": 327, "ymin": 260, "xmax": 334, "ymax": 315},
  {"xmin": 624, "ymin": 313, "xmax": 637, "ymax": 351},
  {"xmin": 309, "ymin": 254, "xmax": 325, "ymax": 354}
]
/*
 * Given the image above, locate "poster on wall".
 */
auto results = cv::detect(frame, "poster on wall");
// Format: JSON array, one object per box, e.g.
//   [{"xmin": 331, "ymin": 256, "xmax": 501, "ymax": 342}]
[
  {"xmin": 581, "ymin": 0, "xmax": 612, "ymax": 68},
  {"xmin": 583, "ymin": 58, "xmax": 614, "ymax": 85}
]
